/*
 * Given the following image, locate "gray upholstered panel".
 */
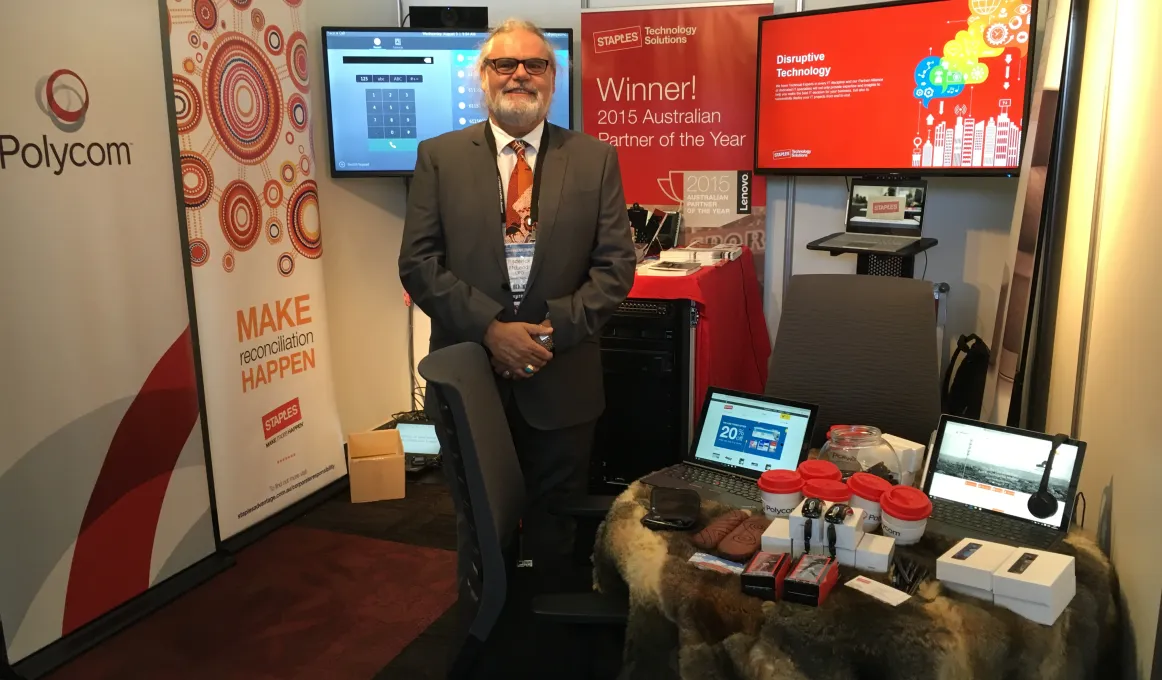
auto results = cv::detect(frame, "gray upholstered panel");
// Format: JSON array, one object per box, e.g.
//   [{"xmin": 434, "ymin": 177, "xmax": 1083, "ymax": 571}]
[{"xmin": 766, "ymin": 274, "xmax": 941, "ymax": 448}]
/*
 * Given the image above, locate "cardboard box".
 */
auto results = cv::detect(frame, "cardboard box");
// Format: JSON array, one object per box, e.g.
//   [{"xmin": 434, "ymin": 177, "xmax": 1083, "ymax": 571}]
[
  {"xmin": 992, "ymin": 549, "xmax": 1076, "ymax": 626},
  {"xmin": 882, "ymin": 433, "xmax": 926, "ymax": 487},
  {"xmin": 761, "ymin": 518, "xmax": 794, "ymax": 555},
  {"xmin": 347, "ymin": 429, "xmax": 406, "ymax": 503},
  {"xmin": 789, "ymin": 499, "xmax": 832, "ymax": 553},
  {"xmin": 937, "ymin": 538, "xmax": 1017, "ymax": 592},
  {"xmin": 835, "ymin": 546, "xmax": 856, "ymax": 567},
  {"xmin": 855, "ymin": 533, "xmax": 895, "ymax": 573}
]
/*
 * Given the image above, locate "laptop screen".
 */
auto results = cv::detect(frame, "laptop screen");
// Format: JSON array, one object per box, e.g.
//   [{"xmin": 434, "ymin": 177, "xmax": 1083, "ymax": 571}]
[
  {"xmin": 692, "ymin": 390, "xmax": 814, "ymax": 476},
  {"xmin": 928, "ymin": 419, "xmax": 1081, "ymax": 530},
  {"xmin": 396, "ymin": 422, "xmax": 440, "ymax": 456},
  {"xmin": 846, "ymin": 179, "xmax": 926, "ymax": 234}
]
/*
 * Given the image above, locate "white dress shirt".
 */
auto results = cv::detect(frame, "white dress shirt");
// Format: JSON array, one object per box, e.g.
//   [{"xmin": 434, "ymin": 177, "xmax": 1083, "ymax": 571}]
[{"xmin": 489, "ymin": 119, "xmax": 544, "ymax": 203}]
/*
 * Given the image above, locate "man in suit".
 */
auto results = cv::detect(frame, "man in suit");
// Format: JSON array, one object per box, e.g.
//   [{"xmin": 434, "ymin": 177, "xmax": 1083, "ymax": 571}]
[{"xmin": 398, "ymin": 19, "xmax": 636, "ymax": 598}]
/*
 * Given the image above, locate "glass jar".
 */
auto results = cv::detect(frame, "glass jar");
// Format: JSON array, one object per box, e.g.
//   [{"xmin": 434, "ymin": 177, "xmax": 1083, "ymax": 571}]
[{"xmin": 818, "ymin": 425, "xmax": 901, "ymax": 484}]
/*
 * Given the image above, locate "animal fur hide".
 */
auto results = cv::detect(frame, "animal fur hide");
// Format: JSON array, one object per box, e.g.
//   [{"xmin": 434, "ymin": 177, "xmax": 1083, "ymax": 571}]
[{"xmin": 592, "ymin": 482, "xmax": 1120, "ymax": 680}]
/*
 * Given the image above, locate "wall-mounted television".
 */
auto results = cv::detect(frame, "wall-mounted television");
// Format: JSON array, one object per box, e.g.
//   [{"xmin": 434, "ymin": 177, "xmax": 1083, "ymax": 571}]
[
  {"xmin": 755, "ymin": 0, "xmax": 1038, "ymax": 177},
  {"xmin": 320, "ymin": 27, "xmax": 574, "ymax": 177}
]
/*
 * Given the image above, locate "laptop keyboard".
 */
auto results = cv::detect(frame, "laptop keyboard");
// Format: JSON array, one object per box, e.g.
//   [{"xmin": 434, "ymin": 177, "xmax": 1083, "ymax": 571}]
[
  {"xmin": 931, "ymin": 499, "xmax": 1060, "ymax": 549},
  {"xmin": 671, "ymin": 465, "xmax": 761, "ymax": 502}
]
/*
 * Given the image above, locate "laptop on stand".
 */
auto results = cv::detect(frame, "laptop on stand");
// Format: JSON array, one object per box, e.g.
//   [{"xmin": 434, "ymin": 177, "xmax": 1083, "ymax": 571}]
[
  {"xmin": 640, "ymin": 387, "xmax": 819, "ymax": 510},
  {"xmin": 922, "ymin": 415, "xmax": 1086, "ymax": 550},
  {"xmin": 817, "ymin": 177, "xmax": 927, "ymax": 253}
]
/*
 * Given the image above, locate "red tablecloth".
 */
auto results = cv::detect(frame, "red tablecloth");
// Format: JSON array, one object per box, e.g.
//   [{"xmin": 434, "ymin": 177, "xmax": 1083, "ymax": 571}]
[{"xmin": 629, "ymin": 247, "xmax": 771, "ymax": 419}]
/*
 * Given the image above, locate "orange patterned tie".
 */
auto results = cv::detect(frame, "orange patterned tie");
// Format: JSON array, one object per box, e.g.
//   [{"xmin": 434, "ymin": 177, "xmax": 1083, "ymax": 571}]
[{"xmin": 504, "ymin": 140, "xmax": 535, "ymax": 243}]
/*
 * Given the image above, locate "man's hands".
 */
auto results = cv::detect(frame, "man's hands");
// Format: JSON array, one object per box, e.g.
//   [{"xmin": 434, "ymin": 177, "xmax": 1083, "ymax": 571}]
[{"xmin": 484, "ymin": 319, "xmax": 553, "ymax": 380}]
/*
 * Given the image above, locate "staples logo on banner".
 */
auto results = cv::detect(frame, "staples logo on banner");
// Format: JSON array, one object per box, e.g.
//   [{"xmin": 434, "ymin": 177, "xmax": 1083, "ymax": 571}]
[
  {"xmin": 594, "ymin": 26, "xmax": 642, "ymax": 53},
  {"xmin": 1, "ymin": 69, "xmax": 133, "ymax": 176},
  {"xmin": 263, "ymin": 398, "xmax": 303, "ymax": 441}
]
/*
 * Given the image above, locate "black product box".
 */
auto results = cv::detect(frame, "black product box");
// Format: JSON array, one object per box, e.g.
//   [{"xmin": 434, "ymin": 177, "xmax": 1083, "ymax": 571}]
[
  {"xmin": 741, "ymin": 551, "xmax": 792, "ymax": 601},
  {"xmin": 783, "ymin": 554, "xmax": 839, "ymax": 607}
]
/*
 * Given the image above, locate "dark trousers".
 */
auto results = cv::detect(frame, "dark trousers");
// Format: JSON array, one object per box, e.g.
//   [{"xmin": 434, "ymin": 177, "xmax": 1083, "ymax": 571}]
[{"xmin": 442, "ymin": 392, "xmax": 595, "ymax": 635}]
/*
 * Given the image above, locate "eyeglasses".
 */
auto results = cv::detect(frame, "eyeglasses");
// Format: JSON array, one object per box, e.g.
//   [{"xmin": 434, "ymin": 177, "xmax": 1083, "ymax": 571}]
[{"xmin": 485, "ymin": 58, "xmax": 551, "ymax": 76}]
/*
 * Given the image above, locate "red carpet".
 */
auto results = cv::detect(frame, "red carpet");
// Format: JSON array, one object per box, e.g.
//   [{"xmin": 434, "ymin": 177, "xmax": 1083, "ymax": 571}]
[{"xmin": 48, "ymin": 526, "xmax": 458, "ymax": 680}]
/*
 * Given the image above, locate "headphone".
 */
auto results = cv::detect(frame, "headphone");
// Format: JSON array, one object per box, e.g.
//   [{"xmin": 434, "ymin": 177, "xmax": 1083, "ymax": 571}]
[{"xmin": 1027, "ymin": 433, "xmax": 1069, "ymax": 519}]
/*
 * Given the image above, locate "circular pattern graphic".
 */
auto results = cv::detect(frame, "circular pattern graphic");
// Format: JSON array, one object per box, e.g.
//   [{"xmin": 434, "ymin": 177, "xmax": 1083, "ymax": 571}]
[
  {"xmin": 173, "ymin": 75, "xmax": 202, "ymax": 134},
  {"xmin": 183, "ymin": 58, "xmax": 196, "ymax": 74},
  {"xmin": 286, "ymin": 31, "xmax": 310, "ymax": 94},
  {"xmin": 286, "ymin": 132, "xmax": 294, "ymax": 144},
  {"xmin": 264, "ymin": 179, "xmax": 283, "ymax": 207},
  {"xmin": 223, "ymin": 252, "xmax": 236, "ymax": 273},
  {"xmin": 278, "ymin": 253, "xmax": 295, "ymax": 277},
  {"xmin": 285, "ymin": 0, "xmax": 303, "ymax": 7},
  {"xmin": 180, "ymin": 152, "xmax": 214, "ymax": 208},
  {"xmin": 46, "ymin": 69, "xmax": 89, "ymax": 124},
  {"xmin": 219, "ymin": 180, "xmax": 262, "ymax": 251},
  {"xmin": 265, "ymin": 26, "xmax": 284, "ymax": 55},
  {"xmin": 985, "ymin": 23, "xmax": 1010, "ymax": 47},
  {"xmin": 267, "ymin": 217, "xmax": 283, "ymax": 244},
  {"xmin": 189, "ymin": 238, "xmax": 210, "ymax": 266},
  {"xmin": 221, "ymin": 20, "xmax": 227, "ymax": 29},
  {"xmin": 196, "ymin": 53, "xmax": 203, "ymax": 64},
  {"xmin": 1009, "ymin": 15, "xmax": 1023, "ymax": 30},
  {"xmin": 1016, "ymin": 31, "xmax": 1029, "ymax": 44},
  {"xmin": 288, "ymin": 93, "xmax": 308, "ymax": 132},
  {"xmin": 204, "ymin": 33, "xmax": 284, "ymax": 164},
  {"xmin": 299, "ymin": 154, "xmax": 311, "ymax": 176},
  {"xmin": 251, "ymin": 8, "xmax": 265, "ymax": 30},
  {"xmin": 189, "ymin": 31, "xmax": 201, "ymax": 48},
  {"xmin": 231, "ymin": 0, "xmax": 252, "ymax": 8},
  {"xmin": 298, "ymin": 144, "xmax": 304, "ymax": 154},
  {"xmin": 280, "ymin": 160, "xmax": 296, "ymax": 184},
  {"xmin": 287, "ymin": 180, "xmax": 322, "ymax": 259},
  {"xmin": 194, "ymin": 0, "xmax": 217, "ymax": 31}
]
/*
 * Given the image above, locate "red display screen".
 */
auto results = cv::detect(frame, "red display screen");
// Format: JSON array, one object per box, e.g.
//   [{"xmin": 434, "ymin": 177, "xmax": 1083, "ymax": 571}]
[{"xmin": 755, "ymin": 0, "xmax": 1037, "ymax": 176}]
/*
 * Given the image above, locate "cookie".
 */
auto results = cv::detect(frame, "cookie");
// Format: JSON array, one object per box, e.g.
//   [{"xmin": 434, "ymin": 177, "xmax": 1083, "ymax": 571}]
[
  {"xmin": 690, "ymin": 510, "xmax": 748, "ymax": 551},
  {"xmin": 717, "ymin": 515, "xmax": 772, "ymax": 562}
]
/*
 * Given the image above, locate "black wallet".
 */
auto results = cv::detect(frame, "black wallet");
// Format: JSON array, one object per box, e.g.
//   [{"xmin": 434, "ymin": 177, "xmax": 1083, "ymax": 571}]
[{"xmin": 641, "ymin": 487, "xmax": 701, "ymax": 531}]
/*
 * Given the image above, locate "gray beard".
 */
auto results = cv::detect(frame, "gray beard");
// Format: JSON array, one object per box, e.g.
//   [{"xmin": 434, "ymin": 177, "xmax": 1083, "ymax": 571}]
[{"xmin": 486, "ymin": 89, "xmax": 550, "ymax": 131}]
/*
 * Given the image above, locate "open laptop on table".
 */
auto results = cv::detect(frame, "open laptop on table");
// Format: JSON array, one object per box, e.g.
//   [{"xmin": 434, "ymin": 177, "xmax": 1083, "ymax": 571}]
[
  {"xmin": 640, "ymin": 387, "xmax": 819, "ymax": 510},
  {"xmin": 922, "ymin": 415, "xmax": 1086, "ymax": 550},
  {"xmin": 816, "ymin": 178, "xmax": 927, "ymax": 253}
]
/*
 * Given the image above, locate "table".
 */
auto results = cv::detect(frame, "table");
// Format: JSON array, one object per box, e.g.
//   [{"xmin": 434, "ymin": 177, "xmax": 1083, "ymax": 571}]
[
  {"xmin": 592, "ymin": 482, "xmax": 1120, "ymax": 680},
  {"xmin": 629, "ymin": 247, "xmax": 771, "ymax": 419}
]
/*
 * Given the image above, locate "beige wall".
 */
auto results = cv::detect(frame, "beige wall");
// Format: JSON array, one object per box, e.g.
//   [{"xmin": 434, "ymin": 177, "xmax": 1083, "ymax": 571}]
[{"xmin": 1052, "ymin": 0, "xmax": 1162, "ymax": 675}]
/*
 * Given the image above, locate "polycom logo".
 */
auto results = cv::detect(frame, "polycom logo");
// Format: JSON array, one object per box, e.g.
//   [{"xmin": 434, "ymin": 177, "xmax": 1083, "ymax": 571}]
[
  {"xmin": 1, "ymin": 69, "xmax": 133, "ymax": 175},
  {"xmin": 42, "ymin": 69, "xmax": 90, "ymax": 131}
]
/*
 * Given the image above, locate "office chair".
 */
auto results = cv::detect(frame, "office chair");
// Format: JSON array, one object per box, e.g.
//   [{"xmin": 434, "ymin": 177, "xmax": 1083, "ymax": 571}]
[
  {"xmin": 418, "ymin": 343, "xmax": 627, "ymax": 680},
  {"xmin": 766, "ymin": 274, "xmax": 942, "ymax": 448}
]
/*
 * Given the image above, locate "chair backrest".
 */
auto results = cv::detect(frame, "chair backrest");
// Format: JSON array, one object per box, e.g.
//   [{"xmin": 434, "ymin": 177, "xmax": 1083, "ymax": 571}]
[
  {"xmin": 766, "ymin": 274, "xmax": 941, "ymax": 448},
  {"xmin": 418, "ymin": 342, "xmax": 526, "ymax": 641}
]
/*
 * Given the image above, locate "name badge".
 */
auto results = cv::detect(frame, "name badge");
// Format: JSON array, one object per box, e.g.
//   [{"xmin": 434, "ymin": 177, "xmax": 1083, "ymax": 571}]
[{"xmin": 505, "ymin": 242, "xmax": 535, "ymax": 309}]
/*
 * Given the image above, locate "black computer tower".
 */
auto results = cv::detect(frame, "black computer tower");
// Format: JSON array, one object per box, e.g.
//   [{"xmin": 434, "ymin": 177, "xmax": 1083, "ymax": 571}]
[{"xmin": 591, "ymin": 298, "xmax": 696, "ymax": 493}]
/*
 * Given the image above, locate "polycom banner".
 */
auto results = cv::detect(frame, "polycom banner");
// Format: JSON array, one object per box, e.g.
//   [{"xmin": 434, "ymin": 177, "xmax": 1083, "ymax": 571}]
[
  {"xmin": 0, "ymin": 2, "xmax": 216, "ymax": 663},
  {"xmin": 166, "ymin": 0, "xmax": 346, "ymax": 539},
  {"xmin": 581, "ymin": 1, "xmax": 770, "ymax": 274}
]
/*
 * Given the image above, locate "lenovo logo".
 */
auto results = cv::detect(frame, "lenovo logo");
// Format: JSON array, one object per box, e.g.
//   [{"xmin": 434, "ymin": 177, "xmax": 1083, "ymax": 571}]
[
  {"xmin": 262, "ymin": 398, "xmax": 303, "ymax": 439},
  {"xmin": 594, "ymin": 26, "xmax": 642, "ymax": 53}
]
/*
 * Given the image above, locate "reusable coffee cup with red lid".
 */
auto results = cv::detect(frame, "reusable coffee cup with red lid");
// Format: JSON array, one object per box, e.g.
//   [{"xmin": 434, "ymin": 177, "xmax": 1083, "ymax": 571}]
[
  {"xmin": 879, "ymin": 485, "xmax": 932, "ymax": 546},
  {"xmin": 758, "ymin": 469, "xmax": 804, "ymax": 519},
  {"xmin": 798, "ymin": 459, "xmax": 842, "ymax": 483},
  {"xmin": 847, "ymin": 472, "xmax": 894, "ymax": 532},
  {"xmin": 802, "ymin": 478, "xmax": 852, "ymax": 504}
]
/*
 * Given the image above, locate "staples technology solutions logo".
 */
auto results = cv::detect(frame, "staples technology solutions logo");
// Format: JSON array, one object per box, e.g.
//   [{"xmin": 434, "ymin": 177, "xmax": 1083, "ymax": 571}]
[
  {"xmin": 263, "ymin": 397, "xmax": 304, "ymax": 442},
  {"xmin": 1, "ymin": 69, "xmax": 133, "ymax": 176},
  {"xmin": 872, "ymin": 201, "xmax": 902, "ymax": 214},
  {"xmin": 593, "ymin": 26, "xmax": 642, "ymax": 53}
]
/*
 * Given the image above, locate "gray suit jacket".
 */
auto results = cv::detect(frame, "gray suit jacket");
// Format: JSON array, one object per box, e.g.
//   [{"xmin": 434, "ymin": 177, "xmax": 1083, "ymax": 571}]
[{"xmin": 398, "ymin": 122, "xmax": 636, "ymax": 430}]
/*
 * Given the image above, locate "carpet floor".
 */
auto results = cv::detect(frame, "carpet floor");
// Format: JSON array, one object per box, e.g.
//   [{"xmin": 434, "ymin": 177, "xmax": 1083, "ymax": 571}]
[{"xmin": 45, "ymin": 473, "xmax": 461, "ymax": 680}]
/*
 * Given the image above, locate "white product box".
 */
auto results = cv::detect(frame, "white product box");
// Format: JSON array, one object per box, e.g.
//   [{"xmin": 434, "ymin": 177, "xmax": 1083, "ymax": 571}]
[
  {"xmin": 854, "ymin": 533, "xmax": 895, "ymax": 573},
  {"xmin": 992, "ymin": 549, "xmax": 1076, "ymax": 626},
  {"xmin": 835, "ymin": 546, "xmax": 856, "ymax": 567},
  {"xmin": 937, "ymin": 538, "xmax": 1018, "ymax": 592},
  {"xmin": 761, "ymin": 518, "xmax": 793, "ymax": 555},
  {"xmin": 943, "ymin": 581, "xmax": 993, "ymax": 603},
  {"xmin": 882, "ymin": 433, "xmax": 926, "ymax": 487},
  {"xmin": 827, "ymin": 507, "xmax": 866, "ymax": 551},
  {"xmin": 789, "ymin": 499, "xmax": 832, "ymax": 551}
]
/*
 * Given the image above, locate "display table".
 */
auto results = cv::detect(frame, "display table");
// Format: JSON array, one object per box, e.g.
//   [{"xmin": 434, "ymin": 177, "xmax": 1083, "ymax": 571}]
[
  {"xmin": 629, "ymin": 247, "xmax": 770, "ymax": 418},
  {"xmin": 592, "ymin": 482, "xmax": 1120, "ymax": 680}
]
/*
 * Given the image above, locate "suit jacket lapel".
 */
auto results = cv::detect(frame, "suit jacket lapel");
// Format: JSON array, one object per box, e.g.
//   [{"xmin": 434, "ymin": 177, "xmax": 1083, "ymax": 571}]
[
  {"xmin": 526, "ymin": 124, "xmax": 568, "ymax": 294},
  {"xmin": 470, "ymin": 124, "xmax": 507, "ymax": 274}
]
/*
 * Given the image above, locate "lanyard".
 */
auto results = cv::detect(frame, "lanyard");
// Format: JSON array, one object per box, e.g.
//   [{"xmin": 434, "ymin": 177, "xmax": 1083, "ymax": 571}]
[{"xmin": 484, "ymin": 122, "xmax": 548, "ymax": 228}]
